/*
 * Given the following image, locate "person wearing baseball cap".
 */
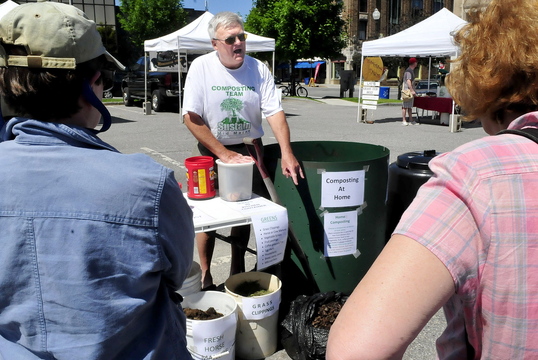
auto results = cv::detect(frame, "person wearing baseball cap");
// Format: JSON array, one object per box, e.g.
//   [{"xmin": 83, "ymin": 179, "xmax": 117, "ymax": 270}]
[
  {"xmin": 0, "ymin": 2, "xmax": 195, "ymax": 359},
  {"xmin": 401, "ymin": 57, "xmax": 419, "ymax": 126}
]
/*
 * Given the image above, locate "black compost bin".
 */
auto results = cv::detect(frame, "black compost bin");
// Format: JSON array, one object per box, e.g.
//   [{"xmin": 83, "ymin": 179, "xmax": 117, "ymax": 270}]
[
  {"xmin": 264, "ymin": 141, "xmax": 389, "ymax": 296},
  {"xmin": 386, "ymin": 150, "xmax": 440, "ymax": 241}
]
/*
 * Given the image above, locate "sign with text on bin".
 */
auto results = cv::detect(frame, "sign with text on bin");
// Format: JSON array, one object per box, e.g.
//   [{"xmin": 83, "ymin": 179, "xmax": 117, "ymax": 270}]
[{"xmin": 321, "ymin": 170, "xmax": 365, "ymax": 208}]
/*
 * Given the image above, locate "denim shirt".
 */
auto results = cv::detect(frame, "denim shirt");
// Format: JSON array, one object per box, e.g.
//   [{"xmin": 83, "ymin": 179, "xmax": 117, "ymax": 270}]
[{"xmin": 0, "ymin": 119, "xmax": 194, "ymax": 359}]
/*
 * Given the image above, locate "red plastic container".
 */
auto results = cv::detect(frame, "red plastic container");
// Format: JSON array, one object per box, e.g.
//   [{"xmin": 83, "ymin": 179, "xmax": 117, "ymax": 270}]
[{"xmin": 185, "ymin": 156, "xmax": 216, "ymax": 200}]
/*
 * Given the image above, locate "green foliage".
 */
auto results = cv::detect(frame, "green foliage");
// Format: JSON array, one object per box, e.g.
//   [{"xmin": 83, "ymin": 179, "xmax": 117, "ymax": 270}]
[
  {"xmin": 97, "ymin": 25, "xmax": 118, "ymax": 55},
  {"xmin": 118, "ymin": 0, "xmax": 187, "ymax": 51},
  {"xmin": 246, "ymin": 0, "xmax": 345, "ymax": 62}
]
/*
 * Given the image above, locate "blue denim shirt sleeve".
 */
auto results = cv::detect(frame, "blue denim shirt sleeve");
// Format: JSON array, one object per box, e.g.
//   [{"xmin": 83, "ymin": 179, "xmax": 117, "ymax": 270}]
[{"xmin": 158, "ymin": 169, "xmax": 194, "ymax": 292}]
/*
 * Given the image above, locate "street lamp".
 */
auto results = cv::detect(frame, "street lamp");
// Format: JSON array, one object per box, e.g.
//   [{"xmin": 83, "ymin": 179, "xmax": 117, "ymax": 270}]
[{"xmin": 372, "ymin": 8, "xmax": 381, "ymax": 21}]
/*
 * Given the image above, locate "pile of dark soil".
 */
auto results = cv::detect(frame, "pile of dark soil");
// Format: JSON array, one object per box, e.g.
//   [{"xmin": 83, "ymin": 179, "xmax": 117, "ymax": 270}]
[
  {"xmin": 184, "ymin": 307, "xmax": 224, "ymax": 320},
  {"xmin": 311, "ymin": 300, "xmax": 343, "ymax": 330}
]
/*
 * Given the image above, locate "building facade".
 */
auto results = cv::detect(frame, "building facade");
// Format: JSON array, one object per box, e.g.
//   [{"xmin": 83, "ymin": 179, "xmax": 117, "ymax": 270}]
[
  {"xmin": 15, "ymin": 0, "xmax": 117, "ymax": 28},
  {"xmin": 340, "ymin": 0, "xmax": 454, "ymax": 75}
]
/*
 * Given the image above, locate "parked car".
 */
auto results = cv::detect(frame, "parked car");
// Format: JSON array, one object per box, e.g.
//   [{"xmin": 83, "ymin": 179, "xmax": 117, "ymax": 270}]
[
  {"xmin": 121, "ymin": 57, "xmax": 181, "ymax": 112},
  {"xmin": 414, "ymin": 80, "xmax": 439, "ymax": 96}
]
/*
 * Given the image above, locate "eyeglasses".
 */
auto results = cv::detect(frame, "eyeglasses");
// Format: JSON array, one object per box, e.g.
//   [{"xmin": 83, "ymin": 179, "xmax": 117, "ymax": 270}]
[{"xmin": 213, "ymin": 33, "xmax": 248, "ymax": 45}]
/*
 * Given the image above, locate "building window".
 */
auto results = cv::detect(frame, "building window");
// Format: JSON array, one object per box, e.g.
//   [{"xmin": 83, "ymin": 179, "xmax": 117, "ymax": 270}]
[
  {"xmin": 412, "ymin": 0, "xmax": 424, "ymax": 17},
  {"xmin": 390, "ymin": 0, "xmax": 401, "ymax": 25},
  {"xmin": 359, "ymin": 0, "xmax": 368, "ymax": 13},
  {"xmin": 433, "ymin": 0, "xmax": 444, "ymax": 13},
  {"xmin": 358, "ymin": 20, "xmax": 367, "ymax": 40},
  {"xmin": 412, "ymin": 0, "xmax": 424, "ymax": 10}
]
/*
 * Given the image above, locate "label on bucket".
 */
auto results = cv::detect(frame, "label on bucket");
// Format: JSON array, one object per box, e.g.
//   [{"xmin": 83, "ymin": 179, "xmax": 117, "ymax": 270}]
[
  {"xmin": 197, "ymin": 169, "xmax": 208, "ymax": 194},
  {"xmin": 192, "ymin": 316, "xmax": 236, "ymax": 359},
  {"xmin": 241, "ymin": 291, "xmax": 281, "ymax": 320}
]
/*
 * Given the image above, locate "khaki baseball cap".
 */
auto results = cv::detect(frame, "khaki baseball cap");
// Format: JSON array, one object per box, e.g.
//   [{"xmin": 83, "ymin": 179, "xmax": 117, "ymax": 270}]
[{"xmin": 0, "ymin": 1, "xmax": 124, "ymax": 70}]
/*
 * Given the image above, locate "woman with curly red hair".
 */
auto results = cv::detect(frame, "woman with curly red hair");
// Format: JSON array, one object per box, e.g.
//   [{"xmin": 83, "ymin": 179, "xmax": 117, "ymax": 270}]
[{"xmin": 327, "ymin": 0, "xmax": 538, "ymax": 358}]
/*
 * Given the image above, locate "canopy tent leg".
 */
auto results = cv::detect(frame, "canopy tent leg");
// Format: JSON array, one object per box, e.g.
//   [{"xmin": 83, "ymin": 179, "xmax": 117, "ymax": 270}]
[{"xmin": 357, "ymin": 55, "xmax": 365, "ymax": 123}]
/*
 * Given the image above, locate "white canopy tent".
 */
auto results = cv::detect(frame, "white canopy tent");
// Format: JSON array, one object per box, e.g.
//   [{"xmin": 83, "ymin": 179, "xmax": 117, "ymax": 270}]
[
  {"xmin": 144, "ymin": 11, "xmax": 275, "ymax": 54},
  {"xmin": 358, "ymin": 8, "xmax": 467, "ymax": 123},
  {"xmin": 143, "ymin": 12, "xmax": 276, "ymax": 112},
  {"xmin": 0, "ymin": 0, "xmax": 18, "ymax": 20}
]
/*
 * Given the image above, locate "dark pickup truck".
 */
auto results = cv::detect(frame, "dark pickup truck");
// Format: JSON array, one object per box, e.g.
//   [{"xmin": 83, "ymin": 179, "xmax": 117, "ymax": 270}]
[{"xmin": 121, "ymin": 55, "xmax": 182, "ymax": 112}]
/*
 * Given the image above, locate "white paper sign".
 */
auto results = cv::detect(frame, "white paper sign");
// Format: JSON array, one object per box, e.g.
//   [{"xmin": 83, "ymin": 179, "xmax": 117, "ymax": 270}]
[
  {"xmin": 362, "ymin": 88, "xmax": 379, "ymax": 95},
  {"xmin": 251, "ymin": 209, "xmax": 288, "ymax": 270},
  {"xmin": 321, "ymin": 170, "xmax": 365, "ymax": 208},
  {"xmin": 362, "ymin": 100, "xmax": 378, "ymax": 105},
  {"xmin": 362, "ymin": 95, "xmax": 379, "ymax": 101},
  {"xmin": 324, "ymin": 211, "xmax": 358, "ymax": 257},
  {"xmin": 361, "ymin": 104, "xmax": 377, "ymax": 110},
  {"xmin": 241, "ymin": 290, "xmax": 281, "ymax": 320},
  {"xmin": 363, "ymin": 81, "xmax": 380, "ymax": 86},
  {"xmin": 191, "ymin": 313, "xmax": 237, "ymax": 358}
]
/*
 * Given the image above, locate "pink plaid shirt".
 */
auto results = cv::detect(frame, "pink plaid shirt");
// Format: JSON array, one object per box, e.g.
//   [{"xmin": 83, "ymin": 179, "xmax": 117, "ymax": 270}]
[{"xmin": 395, "ymin": 112, "xmax": 538, "ymax": 359}]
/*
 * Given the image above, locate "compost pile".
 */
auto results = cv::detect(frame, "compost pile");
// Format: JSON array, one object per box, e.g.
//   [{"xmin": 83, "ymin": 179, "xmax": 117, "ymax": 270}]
[
  {"xmin": 310, "ymin": 300, "xmax": 343, "ymax": 330},
  {"xmin": 281, "ymin": 292, "xmax": 348, "ymax": 360},
  {"xmin": 184, "ymin": 307, "xmax": 223, "ymax": 320}
]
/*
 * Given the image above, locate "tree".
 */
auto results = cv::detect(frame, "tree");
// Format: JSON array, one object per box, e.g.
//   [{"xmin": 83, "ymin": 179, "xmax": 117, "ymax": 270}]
[
  {"xmin": 246, "ymin": 0, "xmax": 345, "ymax": 95},
  {"xmin": 118, "ymin": 0, "xmax": 187, "ymax": 53}
]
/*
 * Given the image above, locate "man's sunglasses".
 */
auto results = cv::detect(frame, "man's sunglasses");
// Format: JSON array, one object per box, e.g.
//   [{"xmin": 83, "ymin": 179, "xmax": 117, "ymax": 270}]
[{"xmin": 213, "ymin": 33, "xmax": 248, "ymax": 45}]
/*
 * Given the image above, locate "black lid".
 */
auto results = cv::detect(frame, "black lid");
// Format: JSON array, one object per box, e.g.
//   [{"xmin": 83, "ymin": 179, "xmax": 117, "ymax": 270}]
[{"xmin": 396, "ymin": 150, "xmax": 439, "ymax": 171}]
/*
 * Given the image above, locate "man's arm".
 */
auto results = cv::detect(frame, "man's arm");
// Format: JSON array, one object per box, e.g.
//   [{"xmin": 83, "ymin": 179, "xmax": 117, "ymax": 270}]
[
  {"xmin": 183, "ymin": 111, "xmax": 252, "ymax": 163},
  {"xmin": 265, "ymin": 110, "xmax": 304, "ymax": 185},
  {"xmin": 407, "ymin": 78, "xmax": 416, "ymax": 95}
]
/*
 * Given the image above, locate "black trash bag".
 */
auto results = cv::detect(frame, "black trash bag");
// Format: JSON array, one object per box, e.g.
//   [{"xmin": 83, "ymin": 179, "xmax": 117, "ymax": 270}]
[{"xmin": 280, "ymin": 291, "xmax": 348, "ymax": 360}]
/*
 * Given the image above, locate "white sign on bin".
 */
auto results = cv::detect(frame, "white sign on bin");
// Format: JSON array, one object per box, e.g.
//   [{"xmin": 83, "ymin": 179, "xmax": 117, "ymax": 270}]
[
  {"xmin": 241, "ymin": 291, "xmax": 281, "ymax": 320},
  {"xmin": 192, "ymin": 315, "xmax": 237, "ymax": 359}
]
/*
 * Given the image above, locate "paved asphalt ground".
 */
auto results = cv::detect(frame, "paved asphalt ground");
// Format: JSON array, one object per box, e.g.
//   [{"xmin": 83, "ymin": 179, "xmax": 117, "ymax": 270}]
[{"xmin": 102, "ymin": 86, "xmax": 485, "ymax": 360}]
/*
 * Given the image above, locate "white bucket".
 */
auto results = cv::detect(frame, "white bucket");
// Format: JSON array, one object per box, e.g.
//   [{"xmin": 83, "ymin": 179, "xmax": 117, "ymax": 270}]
[
  {"xmin": 183, "ymin": 291, "xmax": 238, "ymax": 360},
  {"xmin": 177, "ymin": 261, "xmax": 202, "ymax": 297},
  {"xmin": 225, "ymin": 272, "xmax": 282, "ymax": 359},
  {"xmin": 215, "ymin": 159, "xmax": 254, "ymax": 202}
]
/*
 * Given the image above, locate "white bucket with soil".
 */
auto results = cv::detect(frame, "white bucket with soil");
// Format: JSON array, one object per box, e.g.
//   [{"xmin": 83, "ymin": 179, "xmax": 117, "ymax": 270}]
[
  {"xmin": 182, "ymin": 291, "xmax": 238, "ymax": 360},
  {"xmin": 224, "ymin": 272, "xmax": 282, "ymax": 359},
  {"xmin": 177, "ymin": 261, "xmax": 202, "ymax": 297}
]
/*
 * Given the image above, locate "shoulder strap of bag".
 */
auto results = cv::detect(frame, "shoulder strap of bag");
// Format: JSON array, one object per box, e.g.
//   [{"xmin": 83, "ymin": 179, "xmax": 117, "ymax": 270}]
[{"xmin": 497, "ymin": 128, "xmax": 538, "ymax": 144}]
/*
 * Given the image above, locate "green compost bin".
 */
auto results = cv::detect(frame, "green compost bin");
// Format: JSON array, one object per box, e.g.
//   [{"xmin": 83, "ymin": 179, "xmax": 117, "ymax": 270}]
[{"xmin": 264, "ymin": 141, "xmax": 389, "ymax": 296}]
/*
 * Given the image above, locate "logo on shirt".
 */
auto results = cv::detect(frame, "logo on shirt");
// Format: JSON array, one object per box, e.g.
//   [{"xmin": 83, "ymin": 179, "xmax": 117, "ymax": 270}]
[{"xmin": 217, "ymin": 97, "xmax": 251, "ymax": 135}]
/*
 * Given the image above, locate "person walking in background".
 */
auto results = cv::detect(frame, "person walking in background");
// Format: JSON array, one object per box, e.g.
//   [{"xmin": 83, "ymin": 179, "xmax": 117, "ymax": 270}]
[
  {"xmin": 182, "ymin": 11, "xmax": 303, "ymax": 290},
  {"xmin": 402, "ymin": 57, "xmax": 419, "ymax": 125},
  {"xmin": 0, "ymin": 2, "xmax": 194, "ymax": 359},
  {"xmin": 327, "ymin": 0, "xmax": 538, "ymax": 358}
]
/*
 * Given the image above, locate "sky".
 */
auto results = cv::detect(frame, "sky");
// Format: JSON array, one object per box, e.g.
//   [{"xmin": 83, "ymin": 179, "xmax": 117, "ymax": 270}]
[{"xmin": 114, "ymin": 1, "xmax": 255, "ymax": 18}]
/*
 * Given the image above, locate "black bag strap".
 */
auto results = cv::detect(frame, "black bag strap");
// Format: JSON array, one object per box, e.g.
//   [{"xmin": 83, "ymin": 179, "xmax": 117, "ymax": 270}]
[{"xmin": 497, "ymin": 128, "xmax": 538, "ymax": 144}]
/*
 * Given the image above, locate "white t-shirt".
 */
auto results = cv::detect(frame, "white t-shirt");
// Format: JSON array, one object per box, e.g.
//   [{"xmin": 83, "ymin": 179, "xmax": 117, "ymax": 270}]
[{"xmin": 182, "ymin": 51, "xmax": 282, "ymax": 145}]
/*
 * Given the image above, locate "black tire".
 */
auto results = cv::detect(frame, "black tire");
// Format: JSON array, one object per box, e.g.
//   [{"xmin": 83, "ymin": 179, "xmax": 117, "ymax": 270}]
[
  {"xmin": 279, "ymin": 85, "xmax": 290, "ymax": 97},
  {"xmin": 297, "ymin": 86, "xmax": 308, "ymax": 97},
  {"xmin": 123, "ymin": 87, "xmax": 133, "ymax": 107},
  {"xmin": 152, "ymin": 90, "xmax": 164, "ymax": 112}
]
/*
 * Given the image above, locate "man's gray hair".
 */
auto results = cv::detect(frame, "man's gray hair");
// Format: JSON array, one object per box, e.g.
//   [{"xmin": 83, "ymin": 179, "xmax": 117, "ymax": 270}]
[{"xmin": 208, "ymin": 12, "xmax": 244, "ymax": 39}]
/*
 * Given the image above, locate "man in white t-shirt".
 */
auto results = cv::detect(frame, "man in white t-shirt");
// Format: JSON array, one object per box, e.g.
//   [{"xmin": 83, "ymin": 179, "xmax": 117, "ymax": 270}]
[{"xmin": 182, "ymin": 11, "xmax": 304, "ymax": 290}]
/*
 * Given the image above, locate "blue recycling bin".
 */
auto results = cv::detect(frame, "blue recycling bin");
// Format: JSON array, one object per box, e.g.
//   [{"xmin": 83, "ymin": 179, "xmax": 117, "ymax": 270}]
[{"xmin": 379, "ymin": 86, "xmax": 390, "ymax": 99}]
